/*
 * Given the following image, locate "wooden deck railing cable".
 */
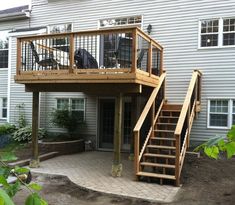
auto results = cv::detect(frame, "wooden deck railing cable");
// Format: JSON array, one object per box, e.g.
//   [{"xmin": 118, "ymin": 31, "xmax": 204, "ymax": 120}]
[
  {"xmin": 133, "ymin": 71, "xmax": 166, "ymax": 176},
  {"xmin": 174, "ymin": 70, "xmax": 202, "ymax": 186}
]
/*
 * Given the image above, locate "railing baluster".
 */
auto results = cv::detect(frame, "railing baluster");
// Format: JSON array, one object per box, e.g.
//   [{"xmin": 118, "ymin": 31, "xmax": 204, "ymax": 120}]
[{"xmin": 69, "ymin": 33, "xmax": 74, "ymax": 73}]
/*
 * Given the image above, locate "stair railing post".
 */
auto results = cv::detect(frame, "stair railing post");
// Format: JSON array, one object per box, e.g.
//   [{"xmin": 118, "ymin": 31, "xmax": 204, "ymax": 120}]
[
  {"xmin": 175, "ymin": 134, "xmax": 180, "ymax": 186},
  {"xmin": 134, "ymin": 130, "xmax": 140, "ymax": 180},
  {"xmin": 69, "ymin": 33, "xmax": 74, "ymax": 73},
  {"xmin": 131, "ymin": 28, "xmax": 137, "ymax": 73},
  {"xmin": 151, "ymin": 100, "xmax": 155, "ymax": 138}
]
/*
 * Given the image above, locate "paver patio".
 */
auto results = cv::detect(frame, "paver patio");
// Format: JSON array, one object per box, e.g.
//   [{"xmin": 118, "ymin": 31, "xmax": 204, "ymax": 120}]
[{"xmin": 31, "ymin": 151, "xmax": 180, "ymax": 203}]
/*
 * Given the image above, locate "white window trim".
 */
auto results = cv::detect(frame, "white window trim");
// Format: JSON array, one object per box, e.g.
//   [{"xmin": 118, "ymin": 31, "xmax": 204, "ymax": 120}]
[
  {"xmin": 198, "ymin": 17, "xmax": 235, "ymax": 49},
  {"xmin": 56, "ymin": 98, "xmax": 86, "ymax": 121},
  {"xmin": 207, "ymin": 99, "xmax": 234, "ymax": 129},
  {"xmin": 0, "ymin": 30, "xmax": 10, "ymax": 69}
]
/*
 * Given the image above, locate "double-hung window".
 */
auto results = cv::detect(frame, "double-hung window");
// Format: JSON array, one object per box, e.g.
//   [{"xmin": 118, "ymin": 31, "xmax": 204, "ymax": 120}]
[
  {"xmin": 56, "ymin": 98, "xmax": 85, "ymax": 122},
  {"xmin": 199, "ymin": 18, "xmax": 235, "ymax": 48},
  {"xmin": 0, "ymin": 98, "xmax": 7, "ymax": 119},
  {"xmin": 208, "ymin": 99, "xmax": 235, "ymax": 129},
  {"xmin": 0, "ymin": 30, "xmax": 9, "ymax": 69}
]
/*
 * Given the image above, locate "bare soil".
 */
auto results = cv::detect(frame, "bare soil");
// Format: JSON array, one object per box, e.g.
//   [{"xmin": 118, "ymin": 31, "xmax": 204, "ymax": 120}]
[{"xmin": 13, "ymin": 155, "xmax": 235, "ymax": 205}]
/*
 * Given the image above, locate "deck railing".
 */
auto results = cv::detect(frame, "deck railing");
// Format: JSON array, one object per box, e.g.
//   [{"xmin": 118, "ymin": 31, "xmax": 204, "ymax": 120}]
[
  {"xmin": 16, "ymin": 27, "xmax": 163, "ymax": 77},
  {"xmin": 133, "ymin": 71, "xmax": 166, "ymax": 176},
  {"xmin": 174, "ymin": 70, "xmax": 202, "ymax": 186}
]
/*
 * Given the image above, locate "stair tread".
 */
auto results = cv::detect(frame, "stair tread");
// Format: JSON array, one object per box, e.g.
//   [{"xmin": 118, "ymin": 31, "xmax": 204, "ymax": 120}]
[
  {"xmin": 159, "ymin": 116, "xmax": 179, "ymax": 119},
  {"xmin": 137, "ymin": 172, "xmax": 176, "ymax": 180},
  {"xmin": 140, "ymin": 162, "xmax": 175, "ymax": 168},
  {"xmin": 154, "ymin": 129, "xmax": 175, "ymax": 133},
  {"xmin": 162, "ymin": 109, "xmax": 181, "ymax": 112},
  {"xmin": 144, "ymin": 153, "xmax": 176, "ymax": 158},
  {"xmin": 152, "ymin": 137, "xmax": 176, "ymax": 141},
  {"xmin": 147, "ymin": 145, "xmax": 176, "ymax": 149},
  {"xmin": 157, "ymin": 122, "xmax": 177, "ymax": 125}
]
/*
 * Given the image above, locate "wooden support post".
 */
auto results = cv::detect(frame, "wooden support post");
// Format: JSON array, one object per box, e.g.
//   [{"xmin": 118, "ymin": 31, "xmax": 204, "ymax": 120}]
[
  {"xmin": 69, "ymin": 33, "xmax": 74, "ymax": 73},
  {"xmin": 151, "ymin": 100, "xmax": 155, "ymax": 138},
  {"xmin": 29, "ymin": 92, "xmax": 40, "ymax": 168},
  {"xmin": 111, "ymin": 93, "xmax": 123, "ymax": 177},
  {"xmin": 134, "ymin": 131, "xmax": 140, "ymax": 180},
  {"xmin": 129, "ymin": 95, "xmax": 138, "ymax": 160}
]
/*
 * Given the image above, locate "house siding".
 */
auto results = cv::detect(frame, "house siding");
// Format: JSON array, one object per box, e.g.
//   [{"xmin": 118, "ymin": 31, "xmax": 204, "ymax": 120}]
[
  {"xmin": 29, "ymin": 0, "xmax": 235, "ymax": 142},
  {"xmin": 0, "ymin": 0, "xmax": 234, "ymax": 143}
]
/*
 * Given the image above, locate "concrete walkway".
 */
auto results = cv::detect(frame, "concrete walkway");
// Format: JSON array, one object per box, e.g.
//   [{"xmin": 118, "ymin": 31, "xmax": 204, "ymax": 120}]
[{"xmin": 31, "ymin": 151, "xmax": 180, "ymax": 203}]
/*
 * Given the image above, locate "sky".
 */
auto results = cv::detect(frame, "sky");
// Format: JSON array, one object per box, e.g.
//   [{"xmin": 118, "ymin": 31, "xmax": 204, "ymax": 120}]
[{"xmin": 0, "ymin": 0, "xmax": 30, "ymax": 10}]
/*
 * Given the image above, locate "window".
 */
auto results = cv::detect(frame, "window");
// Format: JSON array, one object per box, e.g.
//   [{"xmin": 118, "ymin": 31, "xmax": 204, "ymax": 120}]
[
  {"xmin": 199, "ymin": 18, "xmax": 235, "ymax": 48},
  {"xmin": 200, "ymin": 20, "xmax": 219, "ymax": 47},
  {"xmin": 48, "ymin": 23, "xmax": 72, "ymax": 52},
  {"xmin": 56, "ymin": 98, "xmax": 85, "ymax": 121},
  {"xmin": 208, "ymin": 99, "xmax": 235, "ymax": 128},
  {"xmin": 0, "ymin": 30, "xmax": 9, "ymax": 68},
  {"xmin": 0, "ymin": 98, "xmax": 7, "ymax": 119},
  {"xmin": 223, "ymin": 18, "xmax": 235, "ymax": 46},
  {"xmin": 99, "ymin": 16, "xmax": 142, "ymax": 28}
]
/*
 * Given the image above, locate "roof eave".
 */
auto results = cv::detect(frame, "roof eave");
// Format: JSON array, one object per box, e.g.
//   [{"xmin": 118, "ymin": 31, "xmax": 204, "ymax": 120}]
[{"xmin": 0, "ymin": 12, "xmax": 30, "ymax": 22}]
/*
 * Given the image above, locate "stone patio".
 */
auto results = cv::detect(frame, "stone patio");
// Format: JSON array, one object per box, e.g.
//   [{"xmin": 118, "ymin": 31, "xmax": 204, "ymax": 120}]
[{"xmin": 31, "ymin": 151, "xmax": 180, "ymax": 203}]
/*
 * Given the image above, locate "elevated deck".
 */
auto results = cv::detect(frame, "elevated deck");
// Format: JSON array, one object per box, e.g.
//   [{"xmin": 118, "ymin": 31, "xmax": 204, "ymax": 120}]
[{"xmin": 15, "ymin": 27, "xmax": 163, "ymax": 93}]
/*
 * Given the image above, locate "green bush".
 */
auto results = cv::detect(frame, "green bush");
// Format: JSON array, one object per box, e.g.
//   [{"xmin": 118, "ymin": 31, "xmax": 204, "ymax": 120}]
[
  {"xmin": 12, "ymin": 126, "xmax": 47, "ymax": 142},
  {"xmin": 0, "ymin": 124, "xmax": 16, "ymax": 135}
]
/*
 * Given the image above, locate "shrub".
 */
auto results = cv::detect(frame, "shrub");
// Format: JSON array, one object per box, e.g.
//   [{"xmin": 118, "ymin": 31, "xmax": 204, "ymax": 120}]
[
  {"xmin": 0, "ymin": 123, "xmax": 16, "ymax": 135},
  {"xmin": 50, "ymin": 108, "xmax": 84, "ymax": 137},
  {"xmin": 195, "ymin": 125, "xmax": 235, "ymax": 159},
  {"xmin": 12, "ymin": 126, "xmax": 47, "ymax": 142}
]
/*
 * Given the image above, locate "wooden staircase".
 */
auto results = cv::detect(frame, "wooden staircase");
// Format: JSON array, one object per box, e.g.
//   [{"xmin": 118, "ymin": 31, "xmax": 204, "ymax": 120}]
[
  {"xmin": 137, "ymin": 104, "xmax": 181, "ymax": 184},
  {"xmin": 134, "ymin": 70, "xmax": 202, "ymax": 186}
]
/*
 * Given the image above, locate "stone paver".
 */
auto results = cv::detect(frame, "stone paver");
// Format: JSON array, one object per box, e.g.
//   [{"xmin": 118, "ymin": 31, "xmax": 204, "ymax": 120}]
[{"xmin": 31, "ymin": 151, "xmax": 180, "ymax": 203}]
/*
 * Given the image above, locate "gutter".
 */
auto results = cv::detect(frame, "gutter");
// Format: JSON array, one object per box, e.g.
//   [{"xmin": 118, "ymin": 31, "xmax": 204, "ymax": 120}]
[{"xmin": 0, "ymin": 10, "xmax": 30, "ymax": 22}]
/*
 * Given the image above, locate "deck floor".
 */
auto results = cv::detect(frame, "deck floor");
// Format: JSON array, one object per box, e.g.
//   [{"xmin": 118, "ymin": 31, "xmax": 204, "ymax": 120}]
[{"xmin": 31, "ymin": 151, "xmax": 179, "ymax": 203}]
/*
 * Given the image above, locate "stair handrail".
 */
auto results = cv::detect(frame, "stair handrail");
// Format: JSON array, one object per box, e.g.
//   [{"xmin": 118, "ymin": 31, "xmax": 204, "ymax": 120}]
[
  {"xmin": 133, "ymin": 71, "xmax": 166, "ymax": 176},
  {"xmin": 174, "ymin": 70, "xmax": 202, "ymax": 186}
]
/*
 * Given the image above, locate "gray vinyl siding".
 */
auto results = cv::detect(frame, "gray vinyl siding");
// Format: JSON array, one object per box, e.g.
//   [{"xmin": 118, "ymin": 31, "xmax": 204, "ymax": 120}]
[{"xmin": 29, "ymin": 0, "xmax": 235, "ymax": 142}]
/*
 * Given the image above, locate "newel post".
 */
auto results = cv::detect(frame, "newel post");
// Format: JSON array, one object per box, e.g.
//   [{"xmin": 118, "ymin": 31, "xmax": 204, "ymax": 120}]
[
  {"xmin": 175, "ymin": 134, "xmax": 180, "ymax": 186},
  {"xmin": 134, "ymin": 131, "xmax": 140, "ymax": 180}
]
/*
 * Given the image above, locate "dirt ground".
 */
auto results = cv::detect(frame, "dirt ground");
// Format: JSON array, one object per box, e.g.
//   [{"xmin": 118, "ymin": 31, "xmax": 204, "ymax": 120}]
[{"xmin": 13, "ymin": 155, "xmax": 235, "ymax": 205}]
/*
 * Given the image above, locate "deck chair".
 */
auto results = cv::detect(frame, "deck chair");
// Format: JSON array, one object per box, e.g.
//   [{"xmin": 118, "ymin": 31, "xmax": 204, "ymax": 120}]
[
  {"xmin": 114, "ymin": 37, "xmax": 146, "ymax": 68},
  {"xmin": 29, "ymin": 42, "xmax": 59, "ymax": 70}
]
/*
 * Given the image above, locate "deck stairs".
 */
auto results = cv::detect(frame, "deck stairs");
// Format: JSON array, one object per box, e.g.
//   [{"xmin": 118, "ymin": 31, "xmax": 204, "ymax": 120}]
[
  {"xmin": 134, "ymin": 70, "xmax": 202, "ymax": 186},
  {"xmin": 137, "ymin": 103, "xmax": 181, "ymax": 184}
]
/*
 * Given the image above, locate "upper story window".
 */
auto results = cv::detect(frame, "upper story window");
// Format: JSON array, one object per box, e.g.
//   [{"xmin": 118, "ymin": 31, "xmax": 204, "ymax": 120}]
[
  {"xmin": 199, "ymin": 18, "xmax": 235, "ymax": 48},
  {"xmin": 0, "ymin": 30, "xmax": 9, "ymax": 69},
  {"xmin": 200, "ymin": 20, "xmax": 219, "ymax": 47},
  {"xmin": 99, "ymin": 16, "xmax": 142, "ymax": 28},
  {"xmin": 208, "ymin": 99, "xmax": 235, "ymax": 129},
  {"xmin": 48, "ymin": 23, "xmax": 72, "ymax": 52},
  {"xmin": 223, "ymin": 18, "xmax": 235, "ymax": 46}
]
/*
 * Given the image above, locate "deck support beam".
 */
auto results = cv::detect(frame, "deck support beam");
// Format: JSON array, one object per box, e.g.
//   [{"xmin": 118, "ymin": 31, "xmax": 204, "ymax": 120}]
[
  {"xmin": 111, "ymin": 93, "xmax": 123, "ymax": 177},
  {"xmin": 29, "ymin": 92, "xmax": 40, "ymax": 168}
]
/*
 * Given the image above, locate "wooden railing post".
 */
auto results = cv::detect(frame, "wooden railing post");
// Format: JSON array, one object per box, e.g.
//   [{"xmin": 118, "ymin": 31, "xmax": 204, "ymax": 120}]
[
  {"xmin": 69, "ymin": 33, "xmax": 75, "ymax": 73},
  {"xmin": 160, "ymin": 48, "xmax": 164, "ymax": 75},
  {"xmin": 148, "ymin": 41, "xmax": 152, "ymax": 76},
  {"xmin": 16, "ymin": 38, "xmax": 22, "ymax": 75},
  {"xmin": 187, "ymin": 107, "xmax": 191, "ymax": 147},
  {"xmin": 131, "ymin": 28, "xmax": 137, "ymax": 73},
  {"xmin": 134, "ymin": 131, "xmax": 140, "ymax": 179},
  {"xmin": 175, "ymin": 134, "xmax": 180, "ymax": 186},
  {"xmin": 151, "ymin": 100, "xmax": 155, "ymax": 138}
]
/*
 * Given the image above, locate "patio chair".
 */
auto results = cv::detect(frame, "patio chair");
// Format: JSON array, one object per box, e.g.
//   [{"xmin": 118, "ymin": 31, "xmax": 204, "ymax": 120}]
[{"xmin": 29, "ymin": 41, "xmax": 59, "ymax": 70}]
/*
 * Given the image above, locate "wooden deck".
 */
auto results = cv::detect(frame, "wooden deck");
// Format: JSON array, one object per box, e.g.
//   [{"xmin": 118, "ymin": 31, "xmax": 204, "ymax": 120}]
[{"xmin": 15, "ymin": 27, "xmax": 163, "ymax": 93}]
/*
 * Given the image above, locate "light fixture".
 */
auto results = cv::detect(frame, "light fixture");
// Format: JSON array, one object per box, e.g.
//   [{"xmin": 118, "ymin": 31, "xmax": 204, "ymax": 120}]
[{"xmin": 147, "ymin": 24, "xmax": 152, "ymax": 35}]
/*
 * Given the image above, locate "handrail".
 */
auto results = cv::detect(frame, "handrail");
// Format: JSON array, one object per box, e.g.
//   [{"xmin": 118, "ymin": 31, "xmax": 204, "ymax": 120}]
[
  {"xmin": 133, "ymin": 72, "xmax": 166, "ymax": 132},
  {"xmin": 134, "ymin": 71, "xmax": 166, "ymax": 176},
  {"xmin": 174, "ymin": 70, "xmax": 202, "ymax": 186}
]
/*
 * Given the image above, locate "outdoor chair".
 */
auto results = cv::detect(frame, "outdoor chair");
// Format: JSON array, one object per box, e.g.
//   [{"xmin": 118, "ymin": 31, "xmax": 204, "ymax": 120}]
[{"xmin": 29, "ymin": 41, "xmax": 59, "ymax": 70}]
